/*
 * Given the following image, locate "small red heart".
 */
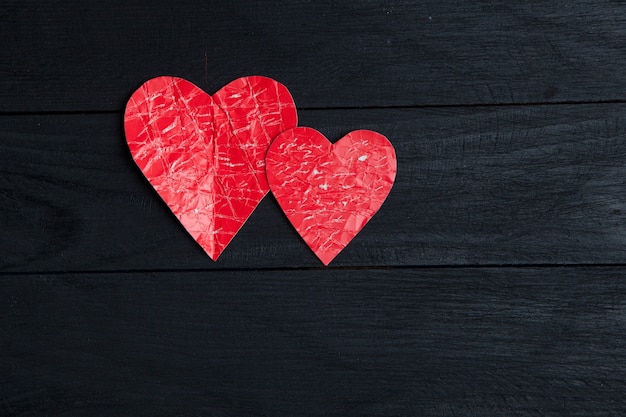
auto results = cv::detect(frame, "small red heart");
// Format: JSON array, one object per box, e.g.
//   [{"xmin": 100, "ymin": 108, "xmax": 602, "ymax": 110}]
[
  {"xmin": 124, "ymin": 76, "xmax": 297, "ymax": 260},
  {"xmin": 266, "ymin": 127, "xmax": 396, "ymax": 265}
]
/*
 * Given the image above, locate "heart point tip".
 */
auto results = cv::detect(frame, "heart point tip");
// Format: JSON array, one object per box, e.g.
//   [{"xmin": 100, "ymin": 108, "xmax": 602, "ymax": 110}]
[{"xmin": 317, "ymin": 252, "xmax": 338, "ymax": 266}]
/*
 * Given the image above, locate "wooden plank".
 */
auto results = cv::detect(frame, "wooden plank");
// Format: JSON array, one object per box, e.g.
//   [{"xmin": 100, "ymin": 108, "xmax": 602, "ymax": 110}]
[
  {"xmin": 3, "ymin": 1, "xmax": 626, "ymax": 111},
  {"xmin": 3, "ymin": 103, "xmax": 626, "ymax": 272},
  {"xmin": 1, "ymin": 267, "xmax": 625, "ymax": 416}
]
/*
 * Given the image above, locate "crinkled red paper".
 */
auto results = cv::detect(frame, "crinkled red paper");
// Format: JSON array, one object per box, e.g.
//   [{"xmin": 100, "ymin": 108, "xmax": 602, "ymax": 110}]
[
  {"xmin": 266, "ymin": 127, "xmax": 396, "ymax": 265},
  {"xmin": 124, "ymin": 76, "xmax": 297, "ymax": 260}
]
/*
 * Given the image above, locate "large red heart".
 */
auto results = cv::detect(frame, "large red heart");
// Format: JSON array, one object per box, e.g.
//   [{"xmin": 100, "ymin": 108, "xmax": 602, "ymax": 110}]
[
  {"xmin": 266, "ymin": 127, "xmax": 396, "ymax": 265},
  {"xmin": 124, "ymin": 76, "xmax": 297, "ymax": 260}
]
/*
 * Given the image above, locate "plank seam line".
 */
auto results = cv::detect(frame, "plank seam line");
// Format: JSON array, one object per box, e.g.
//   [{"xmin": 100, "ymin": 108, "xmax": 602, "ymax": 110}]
[
  {"xmin": 3, "ymin": 262, "xmax": 626, "ymax": 276},
  {"xmin": 2, "ymin": 99, "xmax": 626, "ymax": 116}
]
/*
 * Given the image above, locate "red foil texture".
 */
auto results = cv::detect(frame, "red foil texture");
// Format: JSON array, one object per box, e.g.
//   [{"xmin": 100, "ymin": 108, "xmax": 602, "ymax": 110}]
[
  {"xmin": 124, "ymin": 76, "xmax": 297, "ymax": 260},
  {"xmin": 266, "ymin": 127, "xmax": 396, "ymax": 265}
]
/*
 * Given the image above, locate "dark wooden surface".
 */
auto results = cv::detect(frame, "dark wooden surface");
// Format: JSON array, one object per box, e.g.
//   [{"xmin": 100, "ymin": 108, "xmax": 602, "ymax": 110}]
[{"xmin": 2, "ymin": 1, "xmax": 626, "ymax": 415}]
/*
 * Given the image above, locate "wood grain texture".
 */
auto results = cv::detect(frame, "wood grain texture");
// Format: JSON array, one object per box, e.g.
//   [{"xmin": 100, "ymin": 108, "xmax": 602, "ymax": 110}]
[
  {"xmin": 2, "ymin": 267, "xmax": 625, "ymax": 416},
  {"xmin": 2, "ymin": 104, "xmax": 626, "ymax": 272},
  {"xmin": 3, "ymin": 0, "xmax": 626, "ymax": 111},
  {"xmin": 2, "ymin": 1, "xmax": 626, "ymax": 415}
]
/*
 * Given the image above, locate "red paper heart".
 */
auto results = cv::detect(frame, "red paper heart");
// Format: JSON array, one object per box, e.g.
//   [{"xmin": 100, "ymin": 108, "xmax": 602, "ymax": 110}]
[
  {"xmin": 266, "ymin": 127, "xmax": 396, "ymax": 265},
  {"xmin": 124, "ymin": 76, "xmax": 297, "ymax": 260}
]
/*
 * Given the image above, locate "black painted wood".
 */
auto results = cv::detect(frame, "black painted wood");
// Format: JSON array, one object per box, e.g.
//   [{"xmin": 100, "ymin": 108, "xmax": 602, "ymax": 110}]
[
  {"xmin": 2, "ymin": 267, "xmax": 626, "ymax": 416},
  {"xmin": 2, "ymin": 104, "xmax": 626, "ymax": 272},
  {"xmin": 3, "ymin": 1, "xmax": 626, "ymax": 111},
  {"xmin": 2, "ymin": 1, "xmax": 626, "ymax": 415}
]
